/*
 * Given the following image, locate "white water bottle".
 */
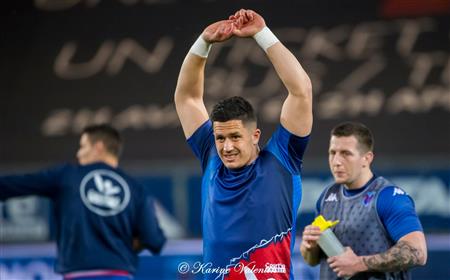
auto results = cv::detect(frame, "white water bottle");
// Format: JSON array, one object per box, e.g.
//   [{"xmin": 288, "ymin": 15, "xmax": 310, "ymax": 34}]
[
  {"xmin": 312, "ymin": 215, "xmax": 345, "ymax": 256},
  {"xmin": 312, "ymin": 215, "xmax": 349, "ymax": 280},
  {"xmin": 318, "ymin": 227, "xmax": 345, "ymax": 257}
]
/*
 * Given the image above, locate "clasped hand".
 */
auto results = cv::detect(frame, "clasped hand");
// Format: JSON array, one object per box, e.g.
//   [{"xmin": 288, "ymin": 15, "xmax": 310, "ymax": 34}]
[{"xmin": 202, "ymin": 9, "xmax": 266, "ymax": 43}]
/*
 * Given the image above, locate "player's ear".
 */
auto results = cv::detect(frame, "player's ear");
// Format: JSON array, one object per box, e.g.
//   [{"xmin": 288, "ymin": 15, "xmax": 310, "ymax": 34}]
[
  {"xmin": 252, "ymin": 128, "xmax": 261, "ymax": 145},
  {"xmin": 94, "ymin": 141, "xmax": 106, "ymax": 154},
  {"xmin": 363, "ymin": 151, "xmax": 374, "ymax": 167}
]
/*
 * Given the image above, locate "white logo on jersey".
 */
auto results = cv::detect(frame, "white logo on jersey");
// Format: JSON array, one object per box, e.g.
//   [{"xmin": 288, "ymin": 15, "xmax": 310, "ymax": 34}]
[
  {"xmin": 265, "ymin": 263, "xmax": 286, "ymax": 273},
  {"xmin": 393, "ymin": 187, "xmax": 405, "ymax": 196},
  {"xmin": 80, "ymin": 170, "xmax": 130, "ymax": 216},
  {"xmin": 325, "ymin": 193, "xmax": 338, "ymax": 202}
]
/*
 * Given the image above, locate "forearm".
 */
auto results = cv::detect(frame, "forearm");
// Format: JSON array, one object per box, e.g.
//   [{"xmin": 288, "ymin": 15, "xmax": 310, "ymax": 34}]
[
  {"xmin": 300, "ymin": 244, "xmax": 321, "ymax": 266},
  {"xmin": 174, "ymin": 53, "xmax": 207, "ymax": 103},
  {"xmin": 362, "ymin": 240, "xmax": 426, "ymax": 272},
  {"xmin": 0, "ymin": 174, "xmax": 54, "ymax": 199},
  {"xmin": 266, "ymin": 43, "xmax": 312, "ymax": 99}
]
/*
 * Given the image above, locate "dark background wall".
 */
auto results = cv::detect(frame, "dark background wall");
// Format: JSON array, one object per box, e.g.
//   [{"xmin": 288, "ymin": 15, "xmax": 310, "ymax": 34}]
[
  {"xmin": 0, "ymin": 1, "xmax": 449, "ymax": 279},
  {"xmin": 1, "ymin": 0, "xmax": 448, "ymax": 168}
]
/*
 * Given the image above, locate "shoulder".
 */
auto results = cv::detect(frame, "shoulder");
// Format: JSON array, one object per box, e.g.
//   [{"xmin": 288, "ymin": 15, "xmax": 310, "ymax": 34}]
[
  {"xmin": 52, "ymin": 162, "xmax": 74, "ymax": 171},
  {"xmin": 377, "ymin": 185, "xmax": 415, "ymax": 213},
  {"xmin": 317, "ymin": 182, "xmax": 340, "ymax": 212},
  {"xmin": 112, "ymin": 168, "xmax": 143, "ymax": 187},
  {"xmin": 187, "ymin": 120, "xmax": 213, "ymax": 143},
  {"xmin": 264, "ymin": 124, "xmax": 309, "ymax": 172},
  {"xmin": 378, "ymin": 185, "xmax": 412, "ymax": 201},
  {"xmin": 267, "ymin": 124, "xmax": 310, "ymax": 146},
  {"xmin": 42, "ymin": 162, "xmax": 74, "ymax": 178},
  {"xmin": 321, "ymin": 183, "xmax": 341, "ymax": 200}
]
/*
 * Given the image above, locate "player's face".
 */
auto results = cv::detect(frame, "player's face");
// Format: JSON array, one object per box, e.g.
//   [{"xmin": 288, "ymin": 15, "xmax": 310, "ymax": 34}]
[
  {"xmin": 77, "ymin": 134, "xmax": 99, "ymax": 165},
  {"xmin": 213, "ymin": 120, "xmax": 260, "ymax": 169},
  {"xmin": 328, "ymin": 135, "xmax": 372, "ymax": 189}
]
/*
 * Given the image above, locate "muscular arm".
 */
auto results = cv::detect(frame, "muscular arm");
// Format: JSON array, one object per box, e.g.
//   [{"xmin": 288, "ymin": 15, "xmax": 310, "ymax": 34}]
[
  {"xmin": 174, "ymin": 20, "xmax": 235, "ymax": 138},
  {"xmin": 232, "ymin": 9, "xmax": 312, "ymax": 136},
  {"xmin": 328, "ymin": 231, "xmax": 427, "ymax": 277},
  {"xmin": 267, "ymin": 42, "xmax": 313, "ymax": 137},
  {"xmin": 174, "ymin": 53, "xmax": 209, "ymax": 138},
  {"xmin": 362, "ymin": 231, "xmax": 427, "ymax": 271}
]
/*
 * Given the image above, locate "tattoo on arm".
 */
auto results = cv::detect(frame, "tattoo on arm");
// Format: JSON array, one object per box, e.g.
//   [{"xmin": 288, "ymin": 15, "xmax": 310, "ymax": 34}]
[{"xmin": 362, "ymin": 241, "xmax": 423, "ymax": 272}]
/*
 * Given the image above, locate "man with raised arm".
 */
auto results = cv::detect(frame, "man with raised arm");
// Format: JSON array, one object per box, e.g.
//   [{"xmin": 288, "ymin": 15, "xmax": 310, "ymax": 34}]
[{"xmin": 175, "ymin": 9, "xmax": 312, "ymax": 279}]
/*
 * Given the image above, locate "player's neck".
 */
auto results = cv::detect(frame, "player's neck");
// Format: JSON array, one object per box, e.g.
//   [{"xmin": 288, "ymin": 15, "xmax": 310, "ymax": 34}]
[
  {"xmin": 345, "ymin": 170, "xmax": 374, "ymax": 190},
  {"xmin": 100, "ymin": 154, "xmax": 119, "ymax": 168},
  {"xmin": 249, "ymin": 145, "xmax": 260, "ymax": 164}
]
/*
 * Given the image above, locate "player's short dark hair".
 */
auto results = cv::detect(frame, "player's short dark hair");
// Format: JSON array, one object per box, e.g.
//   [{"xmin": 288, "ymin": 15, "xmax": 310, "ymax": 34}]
[
  {"xmin": 82, "ymin": 124, "xmax": 122, "ymax": 157},
  {"xmin": 331, "ymin": 122, "xmax": 374, "ymax": 153},
  {"xmin": 210, "ymin": 96, "xmax": 256, "ymax": 125}
]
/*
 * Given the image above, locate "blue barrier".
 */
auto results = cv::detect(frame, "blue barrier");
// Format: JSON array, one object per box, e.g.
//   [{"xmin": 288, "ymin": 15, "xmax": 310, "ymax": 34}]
[{"xmin": 1, "ymin": 238, "xmax": 449, "ymax": 280}]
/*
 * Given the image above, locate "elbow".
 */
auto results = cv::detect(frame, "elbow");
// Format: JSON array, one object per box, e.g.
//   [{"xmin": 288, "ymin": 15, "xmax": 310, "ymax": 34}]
[
  {"xmin": 174, "ymin": 90, "xmax": 187, "ymax": 109},
  {"xmin": 150, "ymin": 235, "xmax": 167, "ymax": 256},
  {"xmin": 419, "ymin": 249, "xmax": 427, "ymax": 266},
  {"xmin": 174, "ymin": 91, "xmax": 181, "ymax": 106},
  {"xmin": 418, "ymin": 236, "xmax": 428, "ymax": 266},
  {"xmin": 291, "ymin": 76, "xmax": 312, "ymax": 100},
  {"xmin": 301, "ymin": 253, "xmax": 318, "ymax": 267},
  {"xmin": 174, "ymin": 87, "xmax": 183, "ymax": 104},
  {"xmin": 413, "ymin": 242, "xmax": 427, "ymax": 266},
  {"xmin": 300, "ymin": 246, "xmax": 321, "ymax": 267},
  {"xmin": 306, "ymin": 259, "xmax": 320, "ymax": 267}
]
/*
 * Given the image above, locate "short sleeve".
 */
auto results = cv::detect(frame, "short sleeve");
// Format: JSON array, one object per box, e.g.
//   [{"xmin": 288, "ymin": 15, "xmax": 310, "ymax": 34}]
[
  {"xmin": 377, "ymin": 186, "xmax": 423, "ymax": 242},
  {"xmin": 187, "ymin": 120, "xmax": 215, "ymax": 171},
  {"xmin": 265, "ymin": 124, "xmax": 310, "ymax": 174}
]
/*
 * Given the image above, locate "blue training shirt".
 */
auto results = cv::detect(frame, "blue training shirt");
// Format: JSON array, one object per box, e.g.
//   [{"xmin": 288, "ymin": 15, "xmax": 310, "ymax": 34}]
[
  {"xmin": 316, "ymin": 175, "xmax": 422, "ymax": 242},
  {"xmin": 188, "ymin": 120, "xmax": 309, "ymax": 280},
  {"xmin": 0, "ymin": 162, "xmax": 166, "ymax": 274}
]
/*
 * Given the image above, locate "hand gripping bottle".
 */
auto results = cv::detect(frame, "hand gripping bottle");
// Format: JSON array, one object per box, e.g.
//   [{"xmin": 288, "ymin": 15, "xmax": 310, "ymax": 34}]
[{"xmin": 312, "ymin": 215, "xmax": 345, "ymax": 257}]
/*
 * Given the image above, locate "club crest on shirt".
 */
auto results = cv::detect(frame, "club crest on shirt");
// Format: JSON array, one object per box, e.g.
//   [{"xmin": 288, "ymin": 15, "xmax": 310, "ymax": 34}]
[
  {"xmin": 362, "ymin": 191, "xmax": 375, "ymax": 206},
  {"xmin": 80, "ymin": 169, "xmax": 130, "ymax": 216}
]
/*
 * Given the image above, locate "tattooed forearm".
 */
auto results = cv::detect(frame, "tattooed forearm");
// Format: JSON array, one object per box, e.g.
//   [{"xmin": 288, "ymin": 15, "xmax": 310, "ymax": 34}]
[{"xmin": 362, "ymin": 241, "xmax": 424, "ymax": 272}]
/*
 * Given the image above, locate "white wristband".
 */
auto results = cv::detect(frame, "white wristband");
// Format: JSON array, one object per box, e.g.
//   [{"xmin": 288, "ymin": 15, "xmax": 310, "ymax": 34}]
[
  {"xmin": 189, "ymin": 35, "xmax": 211, "ymax": 58},
  {"xmin": 253, "ymin": 27, "xmax": 279, "ymax": 52}
]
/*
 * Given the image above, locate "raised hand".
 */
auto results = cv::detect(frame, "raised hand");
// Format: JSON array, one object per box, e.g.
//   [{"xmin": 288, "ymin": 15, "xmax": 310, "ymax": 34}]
[
  {"xmin": 229, "ymin": 9, "xmax": 266, "ymax": 38},
  {"xmin": 202, "ymin": 19, "xmax": 235, "ymax": 43}
]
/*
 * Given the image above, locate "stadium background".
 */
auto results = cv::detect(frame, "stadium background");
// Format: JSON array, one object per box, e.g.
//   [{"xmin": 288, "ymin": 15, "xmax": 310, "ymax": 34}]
[{"xmin": 0, "ymin": 0, "xmax": 449, "ymax": 279}]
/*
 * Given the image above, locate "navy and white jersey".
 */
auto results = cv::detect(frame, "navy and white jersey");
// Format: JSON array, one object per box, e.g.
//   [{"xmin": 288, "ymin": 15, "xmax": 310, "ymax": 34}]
[
  {"xmin": 188, "ymin": 121, "xmax": 309, "ymax": 280},
  {"xmin": 0, "ymin": 162, "xmax": 166, "ymax": 274}
]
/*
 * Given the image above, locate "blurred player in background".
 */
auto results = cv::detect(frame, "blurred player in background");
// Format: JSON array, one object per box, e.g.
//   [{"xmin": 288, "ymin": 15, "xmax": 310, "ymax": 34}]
[
  {"xmin": 0, "ymin": 124, "xmax": 166, "ymax": 280},
  {"xmin": 175, "ymin": 9, "xmax": 312, "ymax": 279},
  {"xmin": 300, "ymin": 122, "xmax": 427, "ymax": 279}
]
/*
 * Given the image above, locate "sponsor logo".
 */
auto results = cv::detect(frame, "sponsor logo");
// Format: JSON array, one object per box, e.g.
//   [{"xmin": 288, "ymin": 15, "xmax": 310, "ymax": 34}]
[
  {"xmin": 264, "ymin": 263, "xmax": 286, "ymax": 273},
  {"xmin": 325, "ymin": 193, "xmax": 338, "ymax": 202},
  {"xmin": 393, "ymin": 187, "xmax": 406, "ymax": 196},
  {"xmin": 80, "ymin": 170, "xmax": 130, "ymax": 216}
]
